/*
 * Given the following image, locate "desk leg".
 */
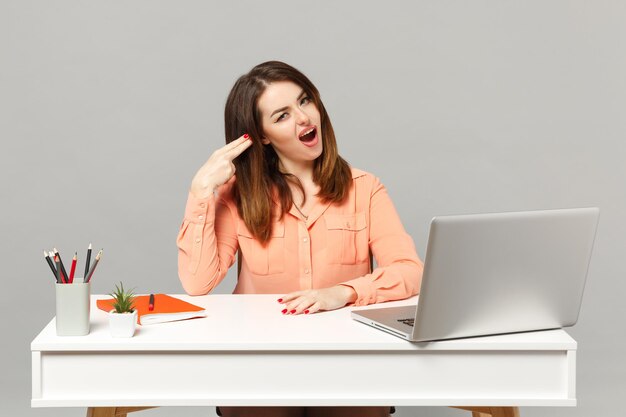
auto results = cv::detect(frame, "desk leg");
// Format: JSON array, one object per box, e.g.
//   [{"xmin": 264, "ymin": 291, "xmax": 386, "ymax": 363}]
[
  {"xmin": 86, "ymin": 407, "xmax": 158, "ymax": 417},
  {"xmin": 453, "ymin": 407, "xmax": 520, "ymax": 417}
]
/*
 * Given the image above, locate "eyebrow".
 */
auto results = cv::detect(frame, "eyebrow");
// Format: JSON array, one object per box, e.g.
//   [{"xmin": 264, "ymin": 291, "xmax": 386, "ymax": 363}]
[{"xmin": 269, "ymin": 89, "xmax": 307, "ymax": 118}]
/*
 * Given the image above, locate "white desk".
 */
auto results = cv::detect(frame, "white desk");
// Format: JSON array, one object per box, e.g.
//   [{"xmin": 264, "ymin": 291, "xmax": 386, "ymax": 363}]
[{"xmin": 31, "ymin": 294, "xmax": 576, "ymax": 417}]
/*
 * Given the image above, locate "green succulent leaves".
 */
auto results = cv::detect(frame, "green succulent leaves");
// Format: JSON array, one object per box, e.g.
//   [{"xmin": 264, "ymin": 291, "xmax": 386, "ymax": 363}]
[{"xmin": 109, "ymin": 281, "xmax": 136, "ymax": 314}]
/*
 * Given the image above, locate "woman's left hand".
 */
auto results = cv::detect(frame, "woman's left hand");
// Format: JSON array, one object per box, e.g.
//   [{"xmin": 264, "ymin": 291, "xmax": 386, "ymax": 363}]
[{"xmin": 277, "ymin": 285, "xmax": 357, "ymax": 315}]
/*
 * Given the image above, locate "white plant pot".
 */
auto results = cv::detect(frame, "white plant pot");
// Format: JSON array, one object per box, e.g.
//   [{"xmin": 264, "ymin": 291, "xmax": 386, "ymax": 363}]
[{"xmin": 108, "ymin": 309, "xmax": 137, "ymax": 338}]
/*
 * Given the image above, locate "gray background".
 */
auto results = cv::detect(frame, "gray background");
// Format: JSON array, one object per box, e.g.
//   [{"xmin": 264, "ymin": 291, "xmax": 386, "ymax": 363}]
[{"xmin": 2, "ymin": 1, "xmax": 624, "ymax": 416}]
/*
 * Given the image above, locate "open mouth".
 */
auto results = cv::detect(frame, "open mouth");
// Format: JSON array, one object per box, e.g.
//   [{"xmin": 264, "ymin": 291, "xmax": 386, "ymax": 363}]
[{"xmin": 298, "ymin": 127, "xmax": 317, "ymax": 143}]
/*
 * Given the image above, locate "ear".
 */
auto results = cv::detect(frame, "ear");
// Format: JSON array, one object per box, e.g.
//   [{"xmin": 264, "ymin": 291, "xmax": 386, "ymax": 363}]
[{"xmin": 261, "ymin": 137, "xmax": 271, "ymax": 145}]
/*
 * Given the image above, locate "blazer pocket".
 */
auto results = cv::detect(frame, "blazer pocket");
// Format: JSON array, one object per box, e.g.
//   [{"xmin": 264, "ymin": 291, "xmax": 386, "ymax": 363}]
[
  {"xmin": 324, "ymin": 212, "xmax": 368, "ymax": 265},
  {"xmin": 237, "ymin": 221, "xmax": 285, "ymax": 275}
]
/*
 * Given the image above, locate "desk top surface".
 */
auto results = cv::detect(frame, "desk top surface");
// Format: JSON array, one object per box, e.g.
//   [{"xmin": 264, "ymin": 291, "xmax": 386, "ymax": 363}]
[{"xmin": 31, "ymin": 294, "xmax": 576, "ymax": 352}]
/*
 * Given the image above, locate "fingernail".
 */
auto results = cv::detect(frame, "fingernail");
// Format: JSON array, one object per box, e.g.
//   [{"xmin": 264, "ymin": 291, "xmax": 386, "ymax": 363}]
[
  {"xmin": 243, "ymin": 133, "xmax": 249, "ymax": 138},
  {"xmin": 304, "ymin": 310, "xmax": 309, "ymax": 314},
  {"xmin": 277, "ymin": 298, "xmax": 283, "ymax": 303},
  {"xmin": 290, "ymin": 309, "xmax": 296, "ymax": 314},
  {"xmin": 282, "ymin": 309, "xmax": 288, "ymax": 314}
]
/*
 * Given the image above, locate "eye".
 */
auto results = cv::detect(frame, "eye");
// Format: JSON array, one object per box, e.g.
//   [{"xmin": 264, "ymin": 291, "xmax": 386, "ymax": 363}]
[{"xmin": 275, "ymin": 96, "xmax": 311, "ymax": 122}]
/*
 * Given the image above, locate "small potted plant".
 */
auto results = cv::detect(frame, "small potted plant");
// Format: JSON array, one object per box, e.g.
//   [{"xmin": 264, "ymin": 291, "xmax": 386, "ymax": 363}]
[{"xmin": 108, "ymin": 282, "xmax": 137, "ymax": 338}]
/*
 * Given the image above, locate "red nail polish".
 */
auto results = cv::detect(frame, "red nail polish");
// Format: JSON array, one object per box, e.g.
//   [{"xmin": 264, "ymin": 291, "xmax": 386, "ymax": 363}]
[
  {"xmin": 277, "ymin": 298, "xmax": 283, "ymax": 302},
  {"xmin": 304, "ymin": 310, "xmax": 309, "ymax": 314},
  {"xmin": 290, "ymin": 309, "xmax": 296, "ymax": 314},
  {"xmin": 282, "ymin": 309, "xmax": 288, "ymax": 314},
  {"xmin": 243, "ymin": 133, "xmax": 249, "ymax": 138}
]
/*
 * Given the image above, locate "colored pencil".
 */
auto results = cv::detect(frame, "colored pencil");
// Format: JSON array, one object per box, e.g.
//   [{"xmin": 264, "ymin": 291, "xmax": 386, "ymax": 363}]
[
  {"xmin": 53, "ymin": 248, "xmax": 69, "ymax": 284},
  {"xmin": 44, "ymin": 250, "xmax": 59, "ymax": 283},
  {"xmin": 84, "ymin": 243, "xmax": 92, "ymax": 281},
  {"xmin": 85, "ymin": 249, "xmax": 102, "ymax": 283},
  {"xmin": 53, "ymin": 252, "xmax": 67, "ymax": 283},
  {"xmin": 54, "ymin": 254, "xmax": 62, "ymax": 284},
  {"xmin": 69, "ymin": 252, "xmax": 77, "ymax": 283}
]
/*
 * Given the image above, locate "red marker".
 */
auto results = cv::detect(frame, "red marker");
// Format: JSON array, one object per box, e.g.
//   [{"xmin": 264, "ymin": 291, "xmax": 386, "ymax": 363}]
[{"xmin": 149, "ymin": 294, "xmax": 155, "ymax": 311}]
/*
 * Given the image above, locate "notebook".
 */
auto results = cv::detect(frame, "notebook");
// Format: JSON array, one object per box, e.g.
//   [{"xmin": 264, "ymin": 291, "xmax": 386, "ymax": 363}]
[
  {"xmin": 351, "ymin": 207, "xmax": 599, "ymax": 342},
  {"xmin": 97, "ymin": 294, "xmax": 207, "ymax": 325}
]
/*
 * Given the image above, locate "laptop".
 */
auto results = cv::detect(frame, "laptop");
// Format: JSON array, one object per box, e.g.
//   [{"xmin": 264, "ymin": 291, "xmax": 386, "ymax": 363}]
[{"xmin": 351, "ymin": 207, "xmax": 599, "ymax": 342}]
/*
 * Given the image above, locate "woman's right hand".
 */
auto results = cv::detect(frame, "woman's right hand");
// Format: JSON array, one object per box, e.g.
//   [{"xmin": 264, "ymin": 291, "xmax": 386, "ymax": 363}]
[{"xmin": 190, "ymin": 134, "xmax": 253, "ymax": 199}]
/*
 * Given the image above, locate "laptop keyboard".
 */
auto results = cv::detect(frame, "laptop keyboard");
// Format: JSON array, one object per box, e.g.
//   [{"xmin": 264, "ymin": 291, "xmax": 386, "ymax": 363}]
[{"xmin": 397, "ymin": 318, "xmax": 414, "ymax": 327}]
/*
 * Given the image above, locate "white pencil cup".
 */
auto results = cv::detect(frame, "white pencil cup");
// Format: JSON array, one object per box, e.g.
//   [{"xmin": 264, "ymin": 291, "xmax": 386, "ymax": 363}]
[{"xmin": 55, "ymin": 281, "xmax": 91, "ymax": 336}]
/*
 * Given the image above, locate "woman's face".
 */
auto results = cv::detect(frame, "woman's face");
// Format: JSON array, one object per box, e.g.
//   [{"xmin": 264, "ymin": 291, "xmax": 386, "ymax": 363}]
[{"xmin": 257, "ymin": 80, "xmax": 323, "ymax": 170}]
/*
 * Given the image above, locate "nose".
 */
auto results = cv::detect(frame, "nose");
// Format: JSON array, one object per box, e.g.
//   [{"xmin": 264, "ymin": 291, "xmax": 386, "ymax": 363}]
[{"xmin": 294, "ymin": 107, "xmax": 311, "ymax": 125}]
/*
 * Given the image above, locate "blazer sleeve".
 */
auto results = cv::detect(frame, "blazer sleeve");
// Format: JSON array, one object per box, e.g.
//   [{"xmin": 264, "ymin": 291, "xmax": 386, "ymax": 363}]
[
  {"xmin": 338, "ymin": 176, "xmax": 424, "ymax": 306},
  {"xmin": 176, "ymin": 183, "xmax": 239, "ymax": 295}
]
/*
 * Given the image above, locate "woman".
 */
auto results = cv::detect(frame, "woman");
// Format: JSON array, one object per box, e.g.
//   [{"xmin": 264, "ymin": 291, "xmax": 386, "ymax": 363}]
[{"xmin": 177, "ymin": 61, "xmax": 424, "ymax": 417}]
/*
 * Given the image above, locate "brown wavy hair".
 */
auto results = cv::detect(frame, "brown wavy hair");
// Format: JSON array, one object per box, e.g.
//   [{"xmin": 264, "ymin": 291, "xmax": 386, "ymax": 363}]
[{"xmin": 224, "ymin": 61, "xmax": 352, "ymax": 245}]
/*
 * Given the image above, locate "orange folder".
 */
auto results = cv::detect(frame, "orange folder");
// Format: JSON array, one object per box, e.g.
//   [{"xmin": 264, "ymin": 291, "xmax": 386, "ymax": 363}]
[{"xmin": 97, "ymin": 294, "xmax": 206, "ymax": 325}]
